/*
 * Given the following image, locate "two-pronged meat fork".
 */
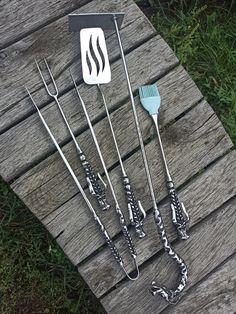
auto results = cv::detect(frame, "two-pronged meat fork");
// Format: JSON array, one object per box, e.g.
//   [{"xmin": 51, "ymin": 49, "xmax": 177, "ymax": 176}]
[
  {"xmin": 25, "ymin": 86, "xmax": 139, "ymax": 281},
  {"xmin": 34, "ymin": 59, "xmax": 109, "ymax": 211}
]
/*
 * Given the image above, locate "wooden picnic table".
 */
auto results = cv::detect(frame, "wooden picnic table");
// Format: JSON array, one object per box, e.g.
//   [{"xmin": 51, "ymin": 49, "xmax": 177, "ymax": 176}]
[{"xmin": 1, "ymin": 0, "xmax": 236, "ymax": 312}]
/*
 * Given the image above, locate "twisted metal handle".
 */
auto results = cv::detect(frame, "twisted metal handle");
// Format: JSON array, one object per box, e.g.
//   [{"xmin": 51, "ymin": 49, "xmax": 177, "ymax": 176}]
[
  {"xmin": 115, "ymin": 204, "xmax": 139, "ymax": 280},
  {"xmin": 95, "ymin": 209, "xmax": 139, "ymax": 281},
  {"xmin": 94, "ymin": 215, "xmax": 123, "ymax": 266},
  {"xmin": 150, "ymin": 206, "xmax": 188, "ymax": 304},
  {"xmin": 79, "ymin": 152, "xmax": 110, "ymax": 211},
  {"xmin": 123, "ymin": 176, "xmax": 146, "ymax": 238},
  {"xmin": 167, "ymin": 181, "xmax": 189, "ymax": 240}
]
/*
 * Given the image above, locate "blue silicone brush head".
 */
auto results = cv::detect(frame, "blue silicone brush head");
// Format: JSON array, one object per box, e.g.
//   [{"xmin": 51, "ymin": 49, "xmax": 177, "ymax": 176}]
[{"xmin": 138, "ymin": 84, "xmax": 161, "ymax": 115}]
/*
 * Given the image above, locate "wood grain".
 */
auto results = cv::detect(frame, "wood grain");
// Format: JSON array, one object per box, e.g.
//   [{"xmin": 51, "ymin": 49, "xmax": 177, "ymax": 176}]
[
  {"xmin": 0, "ymin": 0, "xmax": 154, "ymax": 134},
  {"xmin": 11, "ymin": 65, "xmax": 201, "ymax": 214},
  {"xmin": 162, "ymin": 254, "xmax": 236, "ymax": 314},
  {"xmin": 38, "ymin": 100, "xmax": 232, "ymax": 270},
  {"xmin": 78, "ymin": 149, "xmax": 236, "ymax": 297},
  {"xmin": 101, "ymin": 193, "xmax": 236, "ymax": 313},
  {"xmin": 0, "ymin": 0, "xmax": 90, "ymax": 48},
  {"xmin": 1, "ymin": 1, "xmax": 234, "ymax": 313},
  {"xmin": 1, "ymin": 34, "xmax": 175, "ymax": 182}
]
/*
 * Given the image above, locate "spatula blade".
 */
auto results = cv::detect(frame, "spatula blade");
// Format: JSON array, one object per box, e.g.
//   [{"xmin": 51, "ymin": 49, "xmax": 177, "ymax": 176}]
[{"xmin": 80, "ymin": 27, "xmax": 111, "ymax": 85}]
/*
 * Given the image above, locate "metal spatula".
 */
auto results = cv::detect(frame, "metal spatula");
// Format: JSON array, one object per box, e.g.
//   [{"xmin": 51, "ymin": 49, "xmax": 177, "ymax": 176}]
[{"xmin": 80, "ymin": 27, "xmax": 146, "ymax": 238}]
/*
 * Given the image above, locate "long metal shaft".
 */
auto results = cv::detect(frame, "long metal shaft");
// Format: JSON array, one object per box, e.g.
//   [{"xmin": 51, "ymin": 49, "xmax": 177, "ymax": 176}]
[
  {"xmin": 54, "ymin": 97, "xmax": 82, "ymax": 153},
  {"xmin": 26, "ymin": 87, "xmax": 96, "ymax": 217},
  {"xmin": 98, "ymin": 84, "xmax": 146, "ymax": 238},
  {"xmin": 151, "ymin": 114, "xmax": 172, "ymax": 181},
  {"xmin": 97, "ymin": 84, "xmax": 126, "ymax": 176},
  {"xmin": 113, "ymin": 15, "xmax": 157, "ymax": 210},
  {"xmin": 71, "ymin": 78, "xmax": 119, "ymax": 206},
  {"xmin": 71, "ymin": 76, "xmax": 140, "ymax": 279},
  {"xmin": 26, "ymin": 86, "xmax": 140, "ymax": 280}
]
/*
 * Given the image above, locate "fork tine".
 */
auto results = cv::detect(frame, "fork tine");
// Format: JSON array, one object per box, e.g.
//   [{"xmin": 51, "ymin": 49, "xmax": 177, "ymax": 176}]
[
  {"xmin": 43, "ymin": 58, "xmax": 59, "ymax": 96},
  {"xmin": 35, "ymin": 59, "xmax": 58, "ymax": 97}
]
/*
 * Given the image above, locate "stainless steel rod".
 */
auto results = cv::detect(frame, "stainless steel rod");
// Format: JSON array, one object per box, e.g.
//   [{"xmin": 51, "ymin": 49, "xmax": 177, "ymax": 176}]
[
  {"xmin": 152, "ymin": 115, "xmax": 172, "ymax": 181},
  {"xmin": 25, "ymin": 87, "xmax": 96, "ymax": 216},
  {"xmin": 113, "ymin": 15, "xmax": 157, "ymax": 209},
  {"xmin": 25, "ymin": 86, "xmax": 140, "ymax": 280},
  {"xmin": 97, "ymin": 84, "xmax": 126, "ymax": 176},
  {"xmin": 70, "ymin": 75, "xmax": 140, "ymax": 279},
  {"xmin": 71, "ymin": 74, "xmax": 119, "ymax": 207}
]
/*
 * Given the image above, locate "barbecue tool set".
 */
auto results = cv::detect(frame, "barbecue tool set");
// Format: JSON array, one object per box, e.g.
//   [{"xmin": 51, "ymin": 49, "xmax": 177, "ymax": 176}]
[{"xmin": 25, "ymin": 12, "xmax": 190, "ymax": 304}]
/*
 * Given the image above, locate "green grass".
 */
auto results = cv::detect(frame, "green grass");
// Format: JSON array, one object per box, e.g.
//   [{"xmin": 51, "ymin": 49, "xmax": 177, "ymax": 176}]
[
  {"xmin": 0, "ymin": 178, "xmax": 105, "ymax": 314},
  {"xmin": 1, "ymin": 1, "xmax": 236, "ymax": 313},
  {"xmin": 148, "ymin": 0, "xmax": 236, "ymax": 144}
]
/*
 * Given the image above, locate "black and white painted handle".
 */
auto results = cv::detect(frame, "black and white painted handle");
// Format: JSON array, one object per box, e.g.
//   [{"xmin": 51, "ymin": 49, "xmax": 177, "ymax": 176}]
[
  {"xmin": 79, "ymin": 152, "xmax": 110, "ymax": 211},
  {"xmin": 123, "ymin": 176, "xmax": 146, "ymax": 238},
  {"xmin": 150, "ymin": 206, "xmax": 188, "ymax": 304},
  {"xmin": 167, "ymin": 180, "xmax": 189, "ymax": 240}
]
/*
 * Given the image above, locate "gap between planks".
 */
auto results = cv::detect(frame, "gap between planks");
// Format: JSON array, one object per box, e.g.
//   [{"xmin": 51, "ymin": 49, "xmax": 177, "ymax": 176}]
[
  {"xmin": 77, "ymin": 148, "xmax": 236, "ymax": 298},
  {"xmin": 100, "ymin": 191, "xmax": 236, "ymax": 313},
  {"xmin": 161, "ymin": 251, "xmax": 236, "ymax": 314},
  {"xmin": 0, "ymin": 0, "xmax": 91, "ymax": 49},
  {"xmin": 10, "ymin": 64, "xmax": 200, "ymax": 208},
  {"xmin": 0, "ymin": 34, "xmax": 170, "ymax": 182},
  {"xmin": 11, "ymin": 95, "xmax": 231, "ymax": 270},
  {"xmin": 46, "ymin": 99, "xmax": 232, "ymax": 256},
  {"xmin": 0, "ymin": 0, "xmax": 155, "ymax": 135}
]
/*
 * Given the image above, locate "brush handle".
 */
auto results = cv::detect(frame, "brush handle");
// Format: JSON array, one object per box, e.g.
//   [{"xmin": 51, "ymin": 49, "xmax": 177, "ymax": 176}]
[
  {"xmin": 79, "ymin": 152, "xmax": 110, "ymax": 211},
  {"xmin": 123, "ymin": 176, "xmax": 146, "ymax": 238},
  {"xmin": 167, "ymin": 180, "xmax": 189, "ymax": 240},
  {"xmin": 151, "ymin": 206, "xmax": 188, "ymax": 304}
]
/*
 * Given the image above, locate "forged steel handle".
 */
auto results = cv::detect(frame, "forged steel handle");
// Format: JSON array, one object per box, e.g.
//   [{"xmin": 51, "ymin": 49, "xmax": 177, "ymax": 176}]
[
  {"xmin": 95, "ymin": 210, "xmax": 139, "ymax": 281},
  {"xmin": 167, "ymin": 181, "xmax": 189, "ymax": 240},
  {"xmin": 79, "ymin": 152, "xmax": 110, "ymax": 211},
  {"xmin": 123, "ymin": 176, "xmax": 146, "ymax": 238},
  {"xmin": 94, "ymin": 215, "xmax": 123, "ymax": 266},
  {"xmin": 150, "ymin": 207, "xmax": 188, "ymax": 304},
  {"xmin": 121, "ymin": 223, "xmax": 137, "ymax": 257},
  {"xmin": 116, "ymin": 204, "xmax": 137, "ymax": 257}
]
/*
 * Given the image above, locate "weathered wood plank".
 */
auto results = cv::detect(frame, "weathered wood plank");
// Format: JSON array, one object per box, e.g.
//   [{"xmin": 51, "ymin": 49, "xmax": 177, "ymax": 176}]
[
  {"xmin": 0, "ymin": 0, "xmax": 90, "ymax": 49},
  {"xmin": 162, "ymin": 254, "xmax": 236, "ymax": 314},
  {"xmin": 101, "ymin": 193, "xmax": 236, "ymax": 313},
  {"xmin": 41, "ymin": 100, "xmax": 231, "ymax": 268},
  {"xmin": 1, "ymin": 34, "xmax": 174, "ymax": 183},
  {"xmin": 78, "ymin": 149, "xmax": 236, "ymax": 297},
  {"xmin": 11, "ymin": 65, "xmax": 201, "ymax": 214},
  {"xmin": 0, "ymin": 0, "xmax": 154, "ymax": 134}
]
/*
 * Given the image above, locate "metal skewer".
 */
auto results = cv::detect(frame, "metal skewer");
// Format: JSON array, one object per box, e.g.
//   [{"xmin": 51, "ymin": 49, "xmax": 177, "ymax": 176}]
[
  {"xmin": 25, "ymin": 86, "xmax": 138, "ymax": 281},
  {"xmin": 152, "ymin": 115, "xmax": 189, "ymax": 240},
  {"xmin": 98, "ymin": 84, "xmax": 146, "ymax": 238},
  {"xmin": 35, "ymin": 59, "xmax": 109, "ymax": 211},
  {"xmin": 112, "ymin": 14, "xmax": 188, "ymax": 303},
  {"xmin": 76, "ymin": 24, "xmax": 146, "ymax": 238},
  {"xmin": 68, "ymin": 15, "xmax": 147, "ymax": 235},
  {"xmin": 70, "ymin": 72, "xmax": 139, "ymax": 280}
]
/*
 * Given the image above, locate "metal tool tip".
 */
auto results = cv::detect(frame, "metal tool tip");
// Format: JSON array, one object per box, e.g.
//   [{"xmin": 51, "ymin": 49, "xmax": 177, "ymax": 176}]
[
  {"xmin": 24, "ymin": 85, "xmax": 30, "ymax": 94},
  {"xmin": 69, "ymin": 70, "xmax": 76, "ymax": 85}
]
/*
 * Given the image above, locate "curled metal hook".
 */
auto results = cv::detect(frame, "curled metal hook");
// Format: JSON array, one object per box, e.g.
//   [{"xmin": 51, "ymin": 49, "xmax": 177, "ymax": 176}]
[
  {"xmin": 151, "ymin": 206, "xmax": 188, "ymax": 303},
  {"xmin": 121, "ymin": 254, "xmax": 140, "ymax": 281}
]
